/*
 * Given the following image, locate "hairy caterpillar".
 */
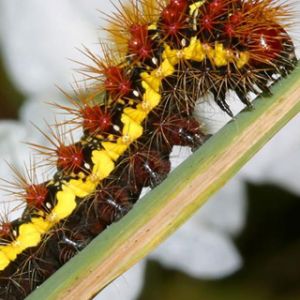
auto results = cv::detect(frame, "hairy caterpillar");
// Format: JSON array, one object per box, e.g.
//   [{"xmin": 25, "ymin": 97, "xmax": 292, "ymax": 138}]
[{"xmin": 0, "ymin": 0, "xmax": 297, "ymax": 299}]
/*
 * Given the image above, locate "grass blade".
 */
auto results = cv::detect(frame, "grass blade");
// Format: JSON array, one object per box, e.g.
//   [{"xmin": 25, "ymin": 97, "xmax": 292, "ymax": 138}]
[{"xmin": 26, "ymin": 64, "xmax": 300, "ymax": 300}]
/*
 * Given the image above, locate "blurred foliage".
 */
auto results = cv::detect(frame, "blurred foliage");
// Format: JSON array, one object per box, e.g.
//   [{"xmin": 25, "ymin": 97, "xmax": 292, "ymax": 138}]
[
  {"xmin": 139, "ymin": 183, "xmax": 300, "ymax": 300},
  {"xmin": 0, "ymin": 50, "xmax": 24, "ymax": 119}
]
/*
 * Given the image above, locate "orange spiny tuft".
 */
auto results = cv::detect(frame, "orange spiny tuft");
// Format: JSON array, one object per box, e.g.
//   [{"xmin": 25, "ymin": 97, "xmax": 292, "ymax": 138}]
[
  {"xmin": 104, "ymin": 0, "xmax": 160, "ymax": 61},
  {"xmin": 127, "ymin": 24, "xmax": 153, "ymax": 61},
  {"xmin": 81, "ymin": 105, "xmax": 112, "ymax": 135},
  {"xmin": 0, "ymin": 208, "xmax": 16, "ymax": 244},
  {"xmin": 56, "ymin": 144, "xmax": 84, "ymax": 174},
  {"xmin": 51, "ymin": 87, "xmax": 113, "ymax": 137},
  {"xmin": 161, "ymin": 0, "xmax": 189, "ymax": 37},
  {"xmin": 76, "ymin": 45, "xmax": 133, "ymax": 101},
  {"xmin": 103, "ymin": 66, "xmax": 132, "ymax": 99},
  {"xmin": 25, "ymin": 184, "xmax": 49, "ymax": 210},
  {"xmin": 0, "ymin": 162, "xmax": 48, "ymax": 211},
  {"xmin": 231, "ymin": 0, "xmax": 295, "ymax": 64},
  {"xmin": 0, "ymin": 222, "xmax": 11, "ymax": 238},
  {"xmin": 28, "ymin": 124, "xmax": 85, "ymax": 174}
]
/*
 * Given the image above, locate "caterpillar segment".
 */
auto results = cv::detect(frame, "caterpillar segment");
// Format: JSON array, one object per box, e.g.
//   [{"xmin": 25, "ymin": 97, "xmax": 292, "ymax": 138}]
[{"xmin": 0, "ymin": 1, "xmax": 297, "ymax": 299}]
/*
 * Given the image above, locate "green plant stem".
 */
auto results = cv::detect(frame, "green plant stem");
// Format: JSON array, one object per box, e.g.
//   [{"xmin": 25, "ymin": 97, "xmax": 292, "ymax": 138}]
[{"xmin": 27, "ymin": 64, "xmax": 300, "ymax": 300}]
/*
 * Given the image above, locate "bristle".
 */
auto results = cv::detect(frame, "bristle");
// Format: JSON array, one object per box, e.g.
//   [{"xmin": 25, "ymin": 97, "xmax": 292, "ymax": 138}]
[
  {"xmin": 160, "ymin": 0, "xmax": 189, "ymax": 44},
  {"xmin": 25, "ymin": 184, "xmax": 49, "ymax": 210},
  {"xmin": 0, "ymin": 222, "xmax": 12, "ymax": 241},
  {"xmin": 0, "ymin": 162, "xmax": 49, "ymax": 212},
  {"xmin": 81, "ymin": 105, "xmax": 112, "ymax": 135},
  {"xmin": 28, "ymin": 124, "xmax": 86, "ymax": 174},
  {"xmin": 104, "ymin": 0, "xmax": 161, "ymax": 58}
]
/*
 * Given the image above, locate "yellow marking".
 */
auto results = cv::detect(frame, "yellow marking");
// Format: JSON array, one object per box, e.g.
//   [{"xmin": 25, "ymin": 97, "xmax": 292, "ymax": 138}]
[
  {"xmin": 164, "ymin": 37, "xmax": 249, "ymax": 68},
  {"xmin": 49, "ymin": 189, "xmax": 76, "ymax": 222},
  {"xmin": 237, "ymin": 52, "xmax": 250, "ymax": 69},
  {"xmin": 158, "ymin": 59, "xmax": 175, "ymax": 77},
  {"xmin": 189, "ymin": 1, "xmax": 205, "ymax": 16},
  {"xmin": 183, "ymin": 37, "xmax": 206, "ymax": 62},
  {"xmin": 0, "ymin": 222, "xmax": 47, "ymax": 266},
  {"xmin": 17, "ymin": 223, "xmax": 42, "ymax": 248},
  {"xmin": 213, "ymin": 42, "xmax": 228, "ymax": 67},
  {"xmin": 163, "ymin": 45, "xmax": 180, "ymax": 65},
  {"xmin": 121, "ymin": 114, "xmax": 143, "ymax": 142},
  {"xmin": 0, "ymin": 36, "xmax": 250, "ymax": 271},
  {"xmin": 31, "ymin": 217, "xmax": 52, "ymax": 234},
  {"xmin": 124, "ymin": 107, "xmax": 147, "ymax": 123},
  {"xmin": 108, "ymin": 134, "xmax": 115, "ymax": 141},
  {"xmin": 142, "ymin": 88, "xmax": 161, "ymax": 110},
  {"xmin": 141, "ymin": 72, "xmax": 161, "ymax": 92},
  {"xmin": 0, "ymin": 252, "xmax": 9, "ymax": 270},
  {"xmin": 148, "ymin": 23, "xmax": 157, "ymax": 30},
  {"xmin": 103, "ymin": 141, "xmax": 128, "ymax": 161},
  {"xmin": 92, "ymin": 150, "xmax": 115, "ymax": 180},
  {"xmin": 67, "ymin": 179, "xmax": 97, "ymax": 198},
  {"xmin": 139, "ymin": 101, "xmax": 152, "ymax": 113},
  {"xmin": 1, "ymin": 244, "xmax": 20, "ymax": 263}
]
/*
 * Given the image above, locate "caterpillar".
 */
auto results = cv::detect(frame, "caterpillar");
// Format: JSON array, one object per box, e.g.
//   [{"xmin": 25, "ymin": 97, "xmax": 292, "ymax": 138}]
[{"xmin": 0, "ymin": 0, "xmax": 297, "ymax": 299}]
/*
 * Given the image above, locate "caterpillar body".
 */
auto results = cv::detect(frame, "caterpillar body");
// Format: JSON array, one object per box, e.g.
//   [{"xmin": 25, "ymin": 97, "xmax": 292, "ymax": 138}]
[{"xmin": 0, "ymin": 0, "xmax": 297, "ymax": 299}]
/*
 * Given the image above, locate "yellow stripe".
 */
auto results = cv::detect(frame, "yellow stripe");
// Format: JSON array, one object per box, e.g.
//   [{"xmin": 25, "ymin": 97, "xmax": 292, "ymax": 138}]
[
  {"xmin": 189, "ymin": 1, "xmax": 205, "ymax": 15},
  {"xmin": 0, "ymin": 37, "xmax": 249, "ymax": 271}
]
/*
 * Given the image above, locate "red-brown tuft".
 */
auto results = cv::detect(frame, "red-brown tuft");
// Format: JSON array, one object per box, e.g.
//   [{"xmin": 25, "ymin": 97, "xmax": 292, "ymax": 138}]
[
  {"xmin": 57, "ymin": 144, "xmax": 84, "ymax": 173},
  {"xmin": 161, "ymin": 0, "xmax": 188, "ymax": 40},
  {"xmin": 81, "ymin": 105, "xmax": 112, "ymax": 135},
  {"xmin": 25, "ymin": 184, "xmax": 48, "ymax": 209},
  {"xmin": 0, "ymin": 223, "xmax": 11, "ymax": 238},
  {"xmin": 248, "ymin": 27, "xmax": 284, "ymax": 62},
  {"xmin": 103, "ymin": 66, "xmax": 132, "ymax": 99},
  {"xmin": 128, "ymin": 24, "xmax": 153, "ymax": 60}
]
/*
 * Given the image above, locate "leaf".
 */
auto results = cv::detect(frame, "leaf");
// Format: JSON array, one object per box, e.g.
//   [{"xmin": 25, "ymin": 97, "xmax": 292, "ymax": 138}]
[{"xmin": 26, "ymin": 64, "xmax": 300, "ymax": 300}]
